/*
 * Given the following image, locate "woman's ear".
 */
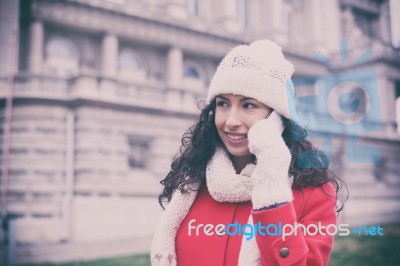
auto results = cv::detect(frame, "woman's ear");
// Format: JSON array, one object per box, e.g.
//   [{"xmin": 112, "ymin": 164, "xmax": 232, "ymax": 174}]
[{"xmin": 268, "ymin": 111, "xmax": 284, "ymax": 134}]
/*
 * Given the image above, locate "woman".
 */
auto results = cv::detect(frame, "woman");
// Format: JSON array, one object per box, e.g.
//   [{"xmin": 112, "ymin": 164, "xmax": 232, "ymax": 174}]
[{"xmin": 151, "ymin": 40, "xmax": 345, "ymax": 266}]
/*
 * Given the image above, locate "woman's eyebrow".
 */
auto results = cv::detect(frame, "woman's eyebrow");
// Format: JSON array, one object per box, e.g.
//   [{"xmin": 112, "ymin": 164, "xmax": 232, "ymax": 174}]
[
  {"xmin": 216, "ymin": 95, "xmax": 229, "ymax": 101},
  {"xmin": 240, "ymin": 97, "xmax": 255, "ymax": 102}
]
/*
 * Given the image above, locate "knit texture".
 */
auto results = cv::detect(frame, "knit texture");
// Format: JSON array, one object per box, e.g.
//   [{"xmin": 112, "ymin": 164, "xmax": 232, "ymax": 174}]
[
  {"xmin": 207, "ymin": 39, "xmax": 296, "ymax": 119},
  {"xmin": 151, "ymin": 146, "xmax": 293, "ymax": 265},
  {"xmin": 151, "ymin": 147, "xmax": 258, "ymax": 265},
  {"xmin": 206, "ymin": 147, "xmax": 254, "ymax": 202},
  {"xmin": 150, "ymin": 182, "xmax": 199, "ymax": 266},
  {"xmin": 247, "ymin": 115, "xmax": 293, "ymax": 209}
]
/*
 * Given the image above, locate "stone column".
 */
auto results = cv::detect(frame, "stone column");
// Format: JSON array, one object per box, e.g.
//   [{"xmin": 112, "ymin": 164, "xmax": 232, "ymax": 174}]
[
  {"xmin": 248, "ymin": 0, "xmax": 261, "ymax": 31},
  {"xmin": 217, "ymin": 0, "xmax": 240, "ymax": 33},
  {"xmin": 101, "ymin": 34, "xmax": 118, "ymax": 77},
  {"xmin": 100, "ymin": 34, "xmax": 118, "ymax": 97},
  {"xmin": 378, "ymin": 1, "xmax": 391, "ymax": 45},
  {"xmin": 166, "ymin": 47, "xmax": 183, "ymax": 110},
  {"xmin": 396, "ymin": 97, "xmax": 400, "ymax": 134},
  {"xmin": 261, "ymin": 0, "xmax": 286, "ymax": 44},
  {"xmin": 166, "ymin": 47, "xmax": 183, "ymax": 89},
  {"xmin": 165, "ymin": 0, "xmax": 187, "ymax": 19},
  {"xmin": 308, "ymin": 0, "xmax": 324, "ymax": 49},
  {"xmin": 0, "ymin": 0, "xmax": 19, "ymax": 75},
  {"xmin": 28, "ymin": 20, "xmax": 44, "ymax": 74},
  {"xmin": 389, "ymin": 0, "xmax": 400, "ymax": 47},
  {"xmin": 61, "ymin": 110, "xmax": 75, "ymax": 241},
  {"xmin": 322, "ymin": 0, "xmax": 341, "ymax": 53},
  {"xmin": 377, "ymin": 75, "xmax": 397, "ymax": 134},
  {"xmin": 202, "ymin": 0, "xmax": 212, "ymax": 20},
  {"xmin": 385, "ymin": 78, "xmax": 398, "ymax": 134}
]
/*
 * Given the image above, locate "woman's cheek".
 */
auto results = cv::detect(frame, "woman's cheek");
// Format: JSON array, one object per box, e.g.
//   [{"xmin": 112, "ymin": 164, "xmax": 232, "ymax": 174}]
[
  {"xmin": 247, "ymin": 117, "xmax": 262, "ymax": 128},
  {"xmin": 214, "ymin": 117, "xmax": 225, "ymax": 131}
]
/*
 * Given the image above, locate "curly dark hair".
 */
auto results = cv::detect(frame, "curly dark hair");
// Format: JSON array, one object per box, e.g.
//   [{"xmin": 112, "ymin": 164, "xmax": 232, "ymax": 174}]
[{"xmin": 159, "ymin": 99, "xmax": 347, "ymax": 212}]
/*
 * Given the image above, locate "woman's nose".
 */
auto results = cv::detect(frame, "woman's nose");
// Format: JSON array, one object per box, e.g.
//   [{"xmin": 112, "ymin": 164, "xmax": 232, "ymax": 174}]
[{"xmin": 225, "ymin": 110, "xmax": 242, "ymax": 128}]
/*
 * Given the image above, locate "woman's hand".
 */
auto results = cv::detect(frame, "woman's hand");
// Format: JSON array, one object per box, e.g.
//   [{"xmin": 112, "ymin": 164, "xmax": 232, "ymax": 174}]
[{"xmin": 247, "ymin": 112, "xmax": 293, "ymax": 210}]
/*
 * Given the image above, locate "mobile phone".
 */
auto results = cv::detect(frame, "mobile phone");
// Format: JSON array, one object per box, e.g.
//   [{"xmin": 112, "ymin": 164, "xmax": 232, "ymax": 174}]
[{"xmin": 268, "ymin": 111, "xmax": 284, "ymax": 134}]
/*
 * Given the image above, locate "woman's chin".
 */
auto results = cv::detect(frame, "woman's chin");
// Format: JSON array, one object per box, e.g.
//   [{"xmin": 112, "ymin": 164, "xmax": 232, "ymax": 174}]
[{"xmin": 225, "ymin": 146, "xmax": 251, "ymax": 158}]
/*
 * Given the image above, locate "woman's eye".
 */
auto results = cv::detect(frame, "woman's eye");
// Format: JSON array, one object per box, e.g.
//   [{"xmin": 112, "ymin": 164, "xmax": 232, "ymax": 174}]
[
  {"xmin": 216, "ymin": 101, "xmax": 228, "ymax": 107},
  {"xmin": 244, "ymin": 103, "xmax": 257, "ymax": 109}
]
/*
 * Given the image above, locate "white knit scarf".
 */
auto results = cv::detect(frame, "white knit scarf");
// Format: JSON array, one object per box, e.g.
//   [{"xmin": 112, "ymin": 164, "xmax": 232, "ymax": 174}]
[{"xmin": 151, "ymin": 147, "xmax": 261, "ymax": 265}]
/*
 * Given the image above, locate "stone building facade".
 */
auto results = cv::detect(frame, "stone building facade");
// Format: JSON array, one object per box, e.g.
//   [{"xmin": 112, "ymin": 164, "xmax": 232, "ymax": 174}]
[{"xmin": 1, "ymin": 0, "xmax": 400, "ymax": 264}]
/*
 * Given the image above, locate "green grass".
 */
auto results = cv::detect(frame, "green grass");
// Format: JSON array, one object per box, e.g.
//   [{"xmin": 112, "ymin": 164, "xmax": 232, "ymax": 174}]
[
  {"xmin": 21, "ymin": 223, "xmax": 400, "ymax": 266},
  {"xmin": 23, "ymin": 254, "xmax": 151, "ymax": 266},
  {"xmin": 329, "ymin": 222, "xmax": 400, "ymax": 266}
]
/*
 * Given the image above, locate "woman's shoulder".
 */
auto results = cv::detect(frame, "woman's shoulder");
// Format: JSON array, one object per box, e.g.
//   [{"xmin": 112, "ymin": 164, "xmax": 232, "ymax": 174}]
[
  {"xmin": 293, "ymin": 182, "xmax": 336, "ymax": 199},
  {"xmin": 293, "ymin": 182, "xmax": 337, "ymax": 216}
]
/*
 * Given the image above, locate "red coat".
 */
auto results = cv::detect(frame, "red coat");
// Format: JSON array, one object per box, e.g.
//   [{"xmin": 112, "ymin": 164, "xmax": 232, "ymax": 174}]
[{"xmin": 176, "ymin": 183, "xmax": 337, "ymax": 266}]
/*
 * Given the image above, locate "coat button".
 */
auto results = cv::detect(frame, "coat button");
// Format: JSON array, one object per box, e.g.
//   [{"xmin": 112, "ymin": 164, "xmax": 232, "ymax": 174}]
[{"xmin": 279, "ymin": 247, "xmax": 290, "ymax": 258}]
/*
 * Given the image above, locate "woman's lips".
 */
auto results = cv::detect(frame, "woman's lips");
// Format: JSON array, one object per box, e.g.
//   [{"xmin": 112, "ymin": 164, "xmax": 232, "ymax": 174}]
[{"xmin": 225, "ymin": 132, "xmax": 247, "ymax": 146}]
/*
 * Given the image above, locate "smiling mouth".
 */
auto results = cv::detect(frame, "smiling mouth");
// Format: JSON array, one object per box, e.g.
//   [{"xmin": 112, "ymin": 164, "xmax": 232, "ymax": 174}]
[{"xmin": 226, "ymin": 133, "xmax": 247, "ymax": 141}]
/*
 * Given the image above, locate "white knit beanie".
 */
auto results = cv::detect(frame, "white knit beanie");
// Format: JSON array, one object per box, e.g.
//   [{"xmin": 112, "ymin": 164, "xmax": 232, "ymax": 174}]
[{"xmin": 207, "ymin": 39, "xmax": 296, "ymax": 120}]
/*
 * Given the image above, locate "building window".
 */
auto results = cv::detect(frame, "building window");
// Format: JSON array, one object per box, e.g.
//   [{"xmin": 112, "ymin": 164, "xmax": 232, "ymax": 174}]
[
  {"xmin": 183, "ymin": 61, "xmax": 205, "ymax": 90},
  {"xmin": 45, "ymin": 37, "xmax": 80, "ymax": 78},
  {"xmin": 237, "ymin": 0, "xmax": 249, "ymax": 28},
  {"xmin": 186, "ymin": 0, "xmax": 200, "ymax": 15},
  {"xmin": 46, "ymin": 38, "xmax": 79, "ymax": 59},
  {"xmin": 119, "ymin": 49, "xmax": 146, "ymax": 71},
  {"xmin": 183, "ymin": 61, "xmax": 204, "ymax": 80},
  {"xmin": 395, "ymin": 80, "xmax": 400, "ymax": 133},
  {"xmin": 353, "ymin": 9, "xmax": 378, "ymax": 42},
  {"xmin": 127, "ymin": 137, "xmax": 150, "ymax": 169},
  {"xmin": 284, "ymin": 0, "xmax": 305, "ymax": 45},
  {"xmin": 183, "ymin": 66, "xmax": 200, "ymax": 79},
  {"xmin": 118, "ymin": 48, "xmax": 147, "ymax": 82},
  {"xmin": 293, "ymin": 77, "xmax": 318, "ymax": 109}
]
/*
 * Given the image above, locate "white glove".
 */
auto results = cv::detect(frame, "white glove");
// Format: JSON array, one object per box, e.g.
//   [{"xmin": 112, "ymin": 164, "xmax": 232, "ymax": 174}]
[{"xmin": 247, "ymin": 111, "xmax": 293, "ymax": 210}]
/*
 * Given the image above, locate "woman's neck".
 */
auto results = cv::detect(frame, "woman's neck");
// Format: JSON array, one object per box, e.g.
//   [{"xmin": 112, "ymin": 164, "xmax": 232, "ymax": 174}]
[{"xmin": 230, "ymin": 154, "xmax": 253, "ymax": 174}]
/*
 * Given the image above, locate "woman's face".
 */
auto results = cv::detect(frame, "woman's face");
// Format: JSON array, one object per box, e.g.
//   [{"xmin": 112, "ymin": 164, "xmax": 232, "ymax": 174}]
[{"xmin": 215, "ymin": 94, "xmax": 272, "ymax": 158}]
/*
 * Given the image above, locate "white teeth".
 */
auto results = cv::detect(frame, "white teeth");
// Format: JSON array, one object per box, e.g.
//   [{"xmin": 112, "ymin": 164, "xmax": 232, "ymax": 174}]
[{"xmin": 227, "ymin": 134, "xmax": 246, "ymax": 141}]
